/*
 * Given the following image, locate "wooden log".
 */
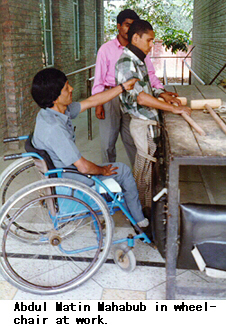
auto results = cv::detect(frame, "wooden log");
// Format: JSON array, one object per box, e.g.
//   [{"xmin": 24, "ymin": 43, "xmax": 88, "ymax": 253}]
[
  {"xmin": 181, "ymin": 112, "xmax": 206, "ymax": 136},
  {"xmin": 205, "ymin": 104, "xmax": 226, "ymax": 135},
  {"xmin": 191, "ymin": 99, "xmax": 222, "ymax": 110},
  {"xmin": 159, "ymin": 96, "xmax": 187, "ymax": 105}
]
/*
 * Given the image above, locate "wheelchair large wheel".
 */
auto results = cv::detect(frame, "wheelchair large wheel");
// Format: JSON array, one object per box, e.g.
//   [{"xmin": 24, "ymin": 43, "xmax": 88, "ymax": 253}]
[
  {"xmin": 0, "ymin": 178, "xmax": 113, "ymax": 295},
  {"xmin": 0, "ymin": 158, "xmax": 77, "ymax": 242},
  {"xmin": 0, "ymin": 157, "xmax": 40, "ymax": 205},
  {"xmin": 0, "ymin": 157, "xmax": 47, "ymax": 241}
]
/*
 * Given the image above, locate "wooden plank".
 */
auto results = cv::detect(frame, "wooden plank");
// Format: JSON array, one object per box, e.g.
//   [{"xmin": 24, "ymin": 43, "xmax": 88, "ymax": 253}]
[
  {"xmin": 164, "ymin": 85, "xmax": 176, "ymax": 93},
  {"xmin": 174, "ymin": 85, "xmax": 204, "ymax": 107},
  {"xmin": 164, "ymin": 112, "xmax": 202, "ymax": 157},
  {"xmin": 196, "ymin": 85, "xmax": 226, "ymax": 102},
  {"xmin": 163, "ymin": 86, "xmax": 226, "ymax": 158},
  {"xmin": 218, "ymin": 85, "xmax": 226, "ymax": 96},
  {"xmin": 163, "ymin": 85, "xmax": 202, "ymax": 157},
  {"xmin": 189, "ymin": 110, "xmax": 226, "ymax": 157}
]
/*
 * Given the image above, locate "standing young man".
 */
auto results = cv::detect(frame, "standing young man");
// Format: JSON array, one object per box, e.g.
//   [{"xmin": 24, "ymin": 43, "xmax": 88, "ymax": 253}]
[
  {"xmin": 92, "ymin": 9, "xmax": 179, "ymax": 166},
  {"xmin": 31, "ymin": 68, "xmax": 149, "ymax": 228},
  {"xmin": 115, "ymin": 20, "xmax": 191, "ymax": 209}
]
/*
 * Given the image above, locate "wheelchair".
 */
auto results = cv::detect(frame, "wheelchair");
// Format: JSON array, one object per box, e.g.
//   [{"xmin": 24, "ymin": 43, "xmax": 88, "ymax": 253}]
[{"xmin": 0, "ymin": 135, "xmax": 153, "ymax": 295}]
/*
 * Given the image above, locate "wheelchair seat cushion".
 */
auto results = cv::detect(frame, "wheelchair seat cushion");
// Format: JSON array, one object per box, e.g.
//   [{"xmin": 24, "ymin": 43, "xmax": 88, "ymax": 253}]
[{"xmin": 92, "ymin": 178, "xmax": 122, "ymax": 194}]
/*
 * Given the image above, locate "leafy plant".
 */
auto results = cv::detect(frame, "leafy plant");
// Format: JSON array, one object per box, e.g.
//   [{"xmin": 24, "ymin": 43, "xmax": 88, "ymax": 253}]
[
  {"xmin": 104, "ymin": 0, "xmax": 193, "ymax": 41},
  {"xmin": 162, "ymin": 28, "xmax": 192, "ymax": 54}
]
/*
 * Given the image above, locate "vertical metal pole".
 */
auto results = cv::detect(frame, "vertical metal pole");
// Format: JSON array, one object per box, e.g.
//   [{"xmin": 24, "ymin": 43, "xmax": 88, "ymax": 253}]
[
  {"xmin": 166, "ymin": 160, "xmax": 179, "ymax": 300},
  {"xmin": 189, "ymin": 70, "xmax": 192, "ymax": 85},
  {"xmin": 87, "ymin": 67, "xmax": 92, "ymax": 140},
  {"xmin": 182, "ymin": 46, "xmax": 195, "ymax": 86},
  {"xmin": 182, "ymin": 61, "xmax": 184, "ymax": 85},
  {"xmin": 209, "ymin": 63, "xmax": 226, "ymax": 85}
]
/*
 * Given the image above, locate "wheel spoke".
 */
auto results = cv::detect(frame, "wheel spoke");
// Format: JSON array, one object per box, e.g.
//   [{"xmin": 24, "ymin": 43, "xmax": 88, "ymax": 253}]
[{"xmin": 0, "ymin": 178, "xmax": 113, "ymax": 294}]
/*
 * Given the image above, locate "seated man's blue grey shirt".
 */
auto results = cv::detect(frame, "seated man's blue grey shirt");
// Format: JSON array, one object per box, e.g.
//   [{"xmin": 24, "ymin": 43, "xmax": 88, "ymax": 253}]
[{"xmin": 32, "ymin": 102, "xmax": 81, "ymax": 168}]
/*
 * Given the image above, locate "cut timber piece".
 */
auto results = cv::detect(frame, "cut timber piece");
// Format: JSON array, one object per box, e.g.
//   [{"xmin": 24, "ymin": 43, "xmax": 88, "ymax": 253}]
[
  {"xmin": 158, "ymin": 97, "xmax": 187, "ymax": 105},
  {"xmin": 181, "ymin": 112, "xmax": 206, "ymax": 136},
  {"xmin": 191, "ymin": 99, "xmax": 222, "ymax": 110},
  {"xmin": 205, "ymin": 104, "xmax": 226, "ymax": 135}
]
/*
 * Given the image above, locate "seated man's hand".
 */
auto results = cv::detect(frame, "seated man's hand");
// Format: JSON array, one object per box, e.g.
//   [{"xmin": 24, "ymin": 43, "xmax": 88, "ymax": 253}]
[
  {"xmin": 102, "ymin": 164, "xmax": 118, "ymax": 176},
  {"xmin": 123, "ymin": 78, "xmax": 139, "ymax": 91},
  {"xmin": 95, "ymin": 105, "xmax": 105, "ymax": 119},
  {"xmin": 159, "ymin": 91, "xmax": 181, "ymax": 105}
]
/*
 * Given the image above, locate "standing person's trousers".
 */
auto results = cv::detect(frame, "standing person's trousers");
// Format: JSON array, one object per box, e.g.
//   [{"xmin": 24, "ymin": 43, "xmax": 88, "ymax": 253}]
[{"xmin": 99, "ymin": 95, "xmax": 136, "ymax": 166}]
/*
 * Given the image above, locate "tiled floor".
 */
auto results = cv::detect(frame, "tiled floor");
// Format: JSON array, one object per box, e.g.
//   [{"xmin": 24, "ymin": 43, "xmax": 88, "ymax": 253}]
[{"xmin": 0, "ymin": 109, "xmax": 226, "ymax": 300}]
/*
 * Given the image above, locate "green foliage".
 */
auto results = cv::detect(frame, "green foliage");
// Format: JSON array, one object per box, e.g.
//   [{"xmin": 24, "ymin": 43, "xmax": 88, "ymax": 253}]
[
  {"xmin": 104, "ymin": 1, "xmax": 119, "ymax": 41},
  {"xmin": 104, "ymin": 0, "xmax": 193, "ymax": 46},
  {"xmin": 120, "ymin": 0, "xmax": 173, "ymax": 39},
  {"xmin": 162, "ymin": 28, "xmax": 192, "ymax": 54}
]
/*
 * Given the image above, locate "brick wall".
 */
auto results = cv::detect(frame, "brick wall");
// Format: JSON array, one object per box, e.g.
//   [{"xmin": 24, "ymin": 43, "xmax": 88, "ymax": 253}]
[
  {"xmin": 0, "ymin": 2, "xmax": 7, "ymax": 149},
  {"xmin": 53, "ymin": 0, "xmax": 104, "ymax": 100},
  {"xmin": 0, "ymin": 0, "xmax": 43, "ymax": 152},
  {"xmin": 0, "ymin": 0, "xmax": 104, "ymax": 155},
  {"xmin": 192, "ymin": 0, "xmax": 226, "ymax": 85}
]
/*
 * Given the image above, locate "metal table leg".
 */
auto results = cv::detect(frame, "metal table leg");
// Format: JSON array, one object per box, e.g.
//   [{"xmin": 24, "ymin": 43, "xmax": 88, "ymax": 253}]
[{"xmin": 166, "ymin": 160, "xmax": 179, "ymax": 299}]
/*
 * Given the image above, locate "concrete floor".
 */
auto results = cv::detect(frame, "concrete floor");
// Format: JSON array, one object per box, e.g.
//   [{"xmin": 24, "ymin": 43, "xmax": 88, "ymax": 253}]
[{"xmin": 0, "ymin": 109, "xmax": 226, "ymax": 300}]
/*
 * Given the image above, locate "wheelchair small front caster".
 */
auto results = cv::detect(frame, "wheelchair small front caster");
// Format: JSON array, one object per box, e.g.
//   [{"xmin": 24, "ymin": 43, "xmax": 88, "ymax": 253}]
[{"xmin": 113, "ymin": 243, "xmax": 136, "ymax": 272}]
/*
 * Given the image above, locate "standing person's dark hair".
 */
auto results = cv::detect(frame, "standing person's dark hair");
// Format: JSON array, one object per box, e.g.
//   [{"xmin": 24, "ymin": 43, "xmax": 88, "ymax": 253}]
[
  {"xmin": 31, "ymin": 68, "xmax": 67, "ymax": 109},
  {"xmin": 128, "ymin": 20, "xmax": 153, "ymax": 44},
  {"xmin": 117, "ymin": 9, "xmax": 139, "ymax": 25}
]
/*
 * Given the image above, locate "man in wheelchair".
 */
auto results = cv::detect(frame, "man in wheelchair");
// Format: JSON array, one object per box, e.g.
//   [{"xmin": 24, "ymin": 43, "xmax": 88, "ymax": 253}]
[{"xmin": 31, "ymin": 68, "xmax": 149, "ymax": 229}]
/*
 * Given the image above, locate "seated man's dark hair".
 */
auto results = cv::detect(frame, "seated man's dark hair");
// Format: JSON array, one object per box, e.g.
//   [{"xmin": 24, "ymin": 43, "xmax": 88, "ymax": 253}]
[
  {"xmin": 31, "ymin": 68, "xmax": 67, "ymax": 108},
  {"xmin": 117, "ymin": 9, "xmax": 139, "ymax": 25},
  {"xmin": 128, "ymin": 19, "xmax": 153, "ymax": 43}
]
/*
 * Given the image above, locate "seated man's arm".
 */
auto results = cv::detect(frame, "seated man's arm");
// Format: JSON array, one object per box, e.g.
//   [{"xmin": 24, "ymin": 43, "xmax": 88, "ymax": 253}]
[
  {"xmin": 92, "ymin": 48, "xmax": 108, "ymax": 119},
  {"xmin": 74, "ymin": 157, "xmax": 118, "ymax": 176},
  {"xmin": 80, "ymin": 78, "xmax": 138, "ymax": 112}
]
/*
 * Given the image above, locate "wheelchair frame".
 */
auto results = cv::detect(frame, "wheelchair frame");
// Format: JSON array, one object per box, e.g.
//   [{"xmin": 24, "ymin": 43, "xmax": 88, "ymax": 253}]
[{"xmin": 0, "ymin": 135, "xmax": 152, "ymax": 295}]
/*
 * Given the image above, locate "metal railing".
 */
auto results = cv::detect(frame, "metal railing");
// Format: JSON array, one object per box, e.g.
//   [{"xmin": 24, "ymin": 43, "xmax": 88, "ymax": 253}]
[
  {"xmin": 66, "ymin": 64, "xmax": 96, "ymax": 77},
  {"xmin": 66, "ymin": 53, "xmax": 208, "ymax": 141},
  {"xmin": 66, "ymin": 64, "xmax": 96, "ymax": 140},
  {"xmin": 152, "ymin": 55, "xmax": 192, "ymax": 85},
  {"xmin": 156, "ymin": 46, "xmax": 207, "ymax": 86},
  {"xmin": 183, "ymin": 59, "xmax": 205, "ymax": 85}
]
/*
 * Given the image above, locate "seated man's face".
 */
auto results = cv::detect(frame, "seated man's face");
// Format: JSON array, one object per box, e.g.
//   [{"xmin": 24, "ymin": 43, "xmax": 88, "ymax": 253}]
[
  {"xmin": 55, "ymin": 81, "xmax": 73, "ymax": 108},
  {"xmin": 133, "ymin": 30, "xmax": 155, "ymax": 55}
]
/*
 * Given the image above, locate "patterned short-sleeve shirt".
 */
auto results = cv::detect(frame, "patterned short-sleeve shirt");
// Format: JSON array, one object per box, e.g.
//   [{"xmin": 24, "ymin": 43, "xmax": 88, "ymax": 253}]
[{"xmin": 115, "ymin": 47, "xmax": 164, "ymax": 142}]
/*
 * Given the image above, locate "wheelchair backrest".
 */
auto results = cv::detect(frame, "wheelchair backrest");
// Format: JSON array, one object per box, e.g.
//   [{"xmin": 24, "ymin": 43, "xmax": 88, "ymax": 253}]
[
  {"xmin": 25, "ymin": 133, "xmax": 57, "ymax": 177},
  {"xmin": 25, "ymin": 133, "xmax": 56, "ymax": 170}
]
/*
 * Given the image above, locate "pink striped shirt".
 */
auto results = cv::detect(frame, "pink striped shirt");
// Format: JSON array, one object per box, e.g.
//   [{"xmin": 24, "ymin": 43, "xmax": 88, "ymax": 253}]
[{"xmin": 92, "ymin": 37, "xmax": 163, "ymax": 95}]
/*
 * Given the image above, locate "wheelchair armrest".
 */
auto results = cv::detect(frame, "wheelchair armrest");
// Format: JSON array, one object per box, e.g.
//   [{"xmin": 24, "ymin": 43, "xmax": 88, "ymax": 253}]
[{"xmin": 62, "ymin": 168, "xmax": 92, "ymax": 179}]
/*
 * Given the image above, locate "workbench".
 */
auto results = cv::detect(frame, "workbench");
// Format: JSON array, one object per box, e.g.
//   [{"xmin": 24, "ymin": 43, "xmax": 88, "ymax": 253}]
[{"xmin": 163, "ymin": 84, "xmax": 226, "ymax": 299}]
